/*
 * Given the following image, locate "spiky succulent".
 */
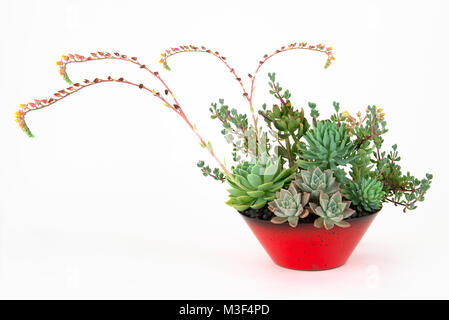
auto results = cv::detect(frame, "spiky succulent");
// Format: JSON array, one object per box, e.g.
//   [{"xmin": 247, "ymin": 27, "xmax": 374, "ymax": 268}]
[
  {"xmin": 299, "ymin": 121, "xmax": 357, "ymax": 171},
  {"xmin": 342, "ymin": 178, "xmax": 384, "ymax": 212},
  {"xmin": 294, "ymin": 167, "xmax": 339, "ymax": 201},
  {"xmin": 268, "ymin": 182, "xmax": 310, "ymax": 227},
  {"xmin": 226, "ymin": 156, "xmax": 294, "ymax": 211},
  {"xmin": 309, "ymin": 192, "xmax": 355, "ymax": 230}
]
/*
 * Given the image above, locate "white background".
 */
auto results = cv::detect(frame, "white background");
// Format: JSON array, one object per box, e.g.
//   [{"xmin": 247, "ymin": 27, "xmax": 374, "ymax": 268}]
[{"xmin": 1, "ymin": 0, "xmax": 448, "ymax": 299}]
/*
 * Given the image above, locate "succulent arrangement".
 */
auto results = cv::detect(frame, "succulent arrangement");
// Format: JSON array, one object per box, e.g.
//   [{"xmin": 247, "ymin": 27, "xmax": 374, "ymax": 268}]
[{"xmin": 16, "ymin": 43, "xmax": 433, "ymax": 231}]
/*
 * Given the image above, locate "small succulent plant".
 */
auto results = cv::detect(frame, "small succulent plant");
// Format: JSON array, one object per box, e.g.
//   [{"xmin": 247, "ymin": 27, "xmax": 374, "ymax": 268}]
[
  {"xmin": 258, "ymin": 73, "xmax": 310, "ymax": 168},
  {"xmin": 260, "ymin": 102, "xmax": 309, "ymax": 141},
  {"xmin": 299, "ymin": 120, "xmax": 357, "ymax": 171},
  {"xmin": 342, "ymin": 178, "xmax": 384, "ymax": 212},
  {"xmin": 294, "ymin": 167, "xmax": 340, "ymax": 201},
  {"xmin": 226, "ymin": 156, "xmax": 294, "ymax": 211},
  {"xmin": 309, "ymin": 192, "xmax": 355, "ymax": 230},
  {"xmin": 268, "ymin": 182, "xmax": 310, "ymax": 227}
]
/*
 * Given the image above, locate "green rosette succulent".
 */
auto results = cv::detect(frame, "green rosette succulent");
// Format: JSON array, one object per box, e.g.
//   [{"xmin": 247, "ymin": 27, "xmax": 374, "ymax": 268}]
[
  {"xmin": 294, "ymin": 167, "xmax": 339, "ymax": 201},
  {"xmin": 309, "ymin": 191, "xmax": 355, "ymax": 230},
  {"xmin": 226, "ymin": 156, "xmax": 294, "ymax": 211},
  {"xmin": 342, "ymin": 178, "xmax": 384, "ymax": 212},
  {"xmin": 299, "ymin": 121, "xmax": 357, "ymax": 171},
  {"xmin": 268, "ymin": 182, "xmax": 310, "ymax": 227}
]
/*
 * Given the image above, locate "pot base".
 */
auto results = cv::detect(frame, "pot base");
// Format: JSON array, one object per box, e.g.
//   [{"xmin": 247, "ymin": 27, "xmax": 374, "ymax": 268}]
[{"xmin": 242, "ymin": 212, "xmax": 377, "ymax": 271}]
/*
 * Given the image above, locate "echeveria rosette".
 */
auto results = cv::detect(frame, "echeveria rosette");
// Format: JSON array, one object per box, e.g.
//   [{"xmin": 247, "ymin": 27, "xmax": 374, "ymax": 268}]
[
  {"xmin": 226, "ymin": 156, "xmax": 294, "ymax": 211},
  {"xmin": 294, "ymin": 167, "xmax": 339, "ymax": 202},
  {"xmin": 298, "ymin": 121, "xmax": 358, "ymax": 171},
  {"xmin": 309, "ymin": 192, "xmax": 355, "ymax": 230},
  {"xmin": 268, "ymin": 183, "xmax": 310, "ymax": 228},
  {"xmin": 342, "ymin": 178, "xmax": 384, "ymax": 212}
]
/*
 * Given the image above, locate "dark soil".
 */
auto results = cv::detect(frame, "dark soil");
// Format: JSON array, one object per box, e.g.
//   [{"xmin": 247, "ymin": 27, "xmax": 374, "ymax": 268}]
[{"xmin": 240, "ymin": 204, "xmax": 376, "ymax": 222}]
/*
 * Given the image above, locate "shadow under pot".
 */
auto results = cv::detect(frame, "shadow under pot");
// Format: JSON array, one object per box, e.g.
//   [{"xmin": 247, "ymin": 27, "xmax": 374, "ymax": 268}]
[{"xmin": 241, "ymin": 211, "xmax": 378, "ymax": 271}]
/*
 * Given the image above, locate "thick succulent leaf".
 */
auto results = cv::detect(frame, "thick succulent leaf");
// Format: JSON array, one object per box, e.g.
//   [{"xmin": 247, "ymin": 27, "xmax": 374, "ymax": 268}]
[
  {"xmin": 271, "ymin": 209, "xmax": 286, "ymax": 218},
  {"xmin": 323, "ymin": 131, "xmax": 330, "ymax": 147},
  {"xmin": 257, "ymin": 181, "xmax": 274, "ymax": 191},
  {"xmin": 293, "ymin": 193, "xmax": 303, "ymax": 206},
  {"xmin": 301, "ymin": 171, "xmax": 311, "ymax": 185},
  {"xmin": 330, "ymin": 191, "xmax": 342, "ymax": 203},
  {"xmin": 282, "ymin": 208, "xmax": 298, "ymax": 217},
  {"xmin": 301, "ymin": 192, "xmax": 310, "ymax": 206},
  {"xmin": 319, "ymin": 192, "xmax": 330, "ymax": 210},
  {"xmin": 250, "ymin": 198, "xmax": 267, "ymax": 209},
  {"xmin": 310, "ymin": 190, "xmax": 321, "ymax": 201},
  {"xmin": 309, "ymin": 202, "xmax": 319, "ymax": 214},
  {"xmin": 264, "ymin": 195, "xmax": 276, "ymax": 201},
  {"xmin": 263, "ymin": 163, "xmax": 279, "ymax": 182},
  {"xmin": 227, "ymin": 176, "xmax": 250, "ymax": 191},
  {"xmin": 323, "ymin": 218, "xmax": 334, "ymax": 230},
  {"xmin": 337, "ymin": 202, "xmax": 347, "ymax": 213},
  {"xmin": 288, "ymin": 216, "xmax": 299, "ymax": 228},
  {"xmin": 235, "ymin": 174, "xmax": 253, "ymax": 190},
  {"xmin": 233, "ymin": 204, "xmax": 251, "ymax": 211},
  {"xmin": 267, "ymin": 200, "xmax": 279, "ymax": 212},
  {"xmin": 335, "ymin": 220, "xmax": 351, "ymax": 228},
  {"xmin": 332, "ymin": 215, "xmax": 344, "ymax": 222},
  {"xmin": 278, "ymin": 188, "xmax": 291, "ymax": 201},
  {"xmin": 343, "ymin": 207, "xmax": 356, "ymax": 218},
  {"xmin": 251, "ymin": 164, "xmax": 262, "ymax": 175},
  {"xmin": 314, "ymin": 217, "xmax": 324, "ymax": 228},
  {"xmin": 247, "ymin": 190, "xmax": 265, "ymax": 198},
  {"xmin": 227, "ymin": 188, "xmax": 247, "ymax": 197},
  {"xmin": 314, "ymin": 206, "xmax": 325, "ymax": 217},
  {"xmin": 268, "ymin": 180, "xmax": 286, "ymax": 193},
  {"xmin": 288, "ymin": 183, "xmax": 298, "ymax": 195},
  {"xmin": 226, "ymin": 199, "xmax": 250, "ymax": 211},
  {"xmin": 298, "ymin": 183, "xmax": 313, "ymax": 193},
  {"xmin": 233, "ymin": 195, "xmax": 254, "ymax": 204},
  {"xmin": 247, "ymin": 174, "xmax": 262, "ymax": 188},
  {"xmin": 271, "ymin": 216, "xmax": 288, "ymax": 224},
  {"xmin": 272, "ymin": 168, "xmax": 292, "ymax": 183}
]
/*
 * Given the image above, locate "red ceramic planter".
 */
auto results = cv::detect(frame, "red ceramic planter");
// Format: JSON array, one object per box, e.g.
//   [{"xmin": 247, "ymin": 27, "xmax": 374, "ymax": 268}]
[{"xmin": 242, "ymin": 212, "xmax": 378, "ymax": 270}]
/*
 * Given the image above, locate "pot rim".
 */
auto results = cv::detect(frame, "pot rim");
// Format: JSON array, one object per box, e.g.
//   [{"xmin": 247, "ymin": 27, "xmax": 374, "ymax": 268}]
[{"xmin": 239, "ymin": 208, "xmax": 381, "ymax": 226}]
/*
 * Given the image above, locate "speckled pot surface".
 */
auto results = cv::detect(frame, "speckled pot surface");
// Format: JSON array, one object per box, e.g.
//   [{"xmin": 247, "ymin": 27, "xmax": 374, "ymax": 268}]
[{"xmin": 241, "ymin": 212, "xmax": 378, "ymax": 270}]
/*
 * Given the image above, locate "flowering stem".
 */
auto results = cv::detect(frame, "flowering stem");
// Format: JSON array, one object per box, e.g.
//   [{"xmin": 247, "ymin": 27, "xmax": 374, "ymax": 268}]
[
  {"xmin": 248, "ymin": 42, "xmax": 334, "ymax": 113},
  {"xmin": 160, "ymin": 43, "xmax": 335, "ymax": 146},
  {"xmin": 16, "ymin": 76, "xmax": 232, "ymax": 179},
  {"xmin": 58, "ymin": 52, "xmax": 181, "ymax": 107},
  {"xmin": 159, "ymin": 46, "xmax": 252, "ymax": 119}
]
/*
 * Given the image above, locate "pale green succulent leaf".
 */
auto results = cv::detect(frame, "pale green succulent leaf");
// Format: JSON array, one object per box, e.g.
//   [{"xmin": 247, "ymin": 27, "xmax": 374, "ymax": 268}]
[
  {"xmin": 257, "ymin": 181, "xmax": 274, "ymax": 191},
  {"xmin": 247, "ymin": 190, "xmax": 265, "ymax": 198},
  {"xmin": 227, "ymin": 188, "xmax": 247, "ymax": 197}
]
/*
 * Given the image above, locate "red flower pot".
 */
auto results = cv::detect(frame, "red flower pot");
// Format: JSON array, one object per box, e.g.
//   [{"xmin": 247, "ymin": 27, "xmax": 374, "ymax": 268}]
[{"xmin": 241, "ymin": 212, "xmax": 378, "ymax": 270}]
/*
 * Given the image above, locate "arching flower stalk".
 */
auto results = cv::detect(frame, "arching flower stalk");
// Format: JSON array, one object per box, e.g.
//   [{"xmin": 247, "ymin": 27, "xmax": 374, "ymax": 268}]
[
  {"xmin": 16, "ymin": 54, "xmax": 232, "ymax": 179},
  {"xmin": 56, "ymin": 51, "xmax": 180, "ymax": 107},
  {"xmin": 159, "ymin": 42, "xmax": 335, "ymax": 140}
]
